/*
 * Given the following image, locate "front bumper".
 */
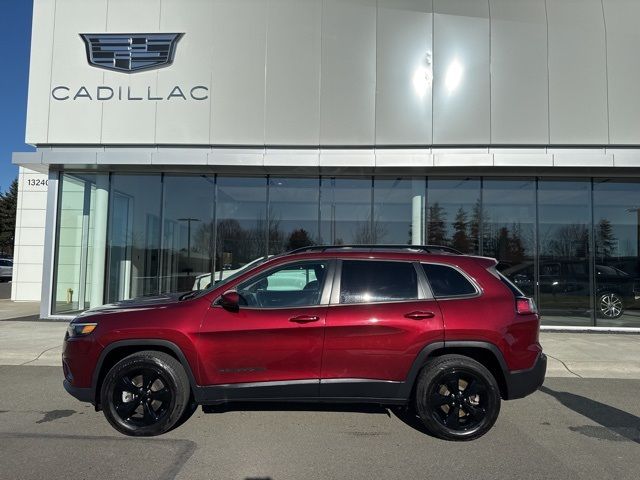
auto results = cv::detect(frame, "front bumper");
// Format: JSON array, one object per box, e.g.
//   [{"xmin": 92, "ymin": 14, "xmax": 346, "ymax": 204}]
[
  {"xmin": 504, "ymin": 353, "xmax": 547, "ymax": 400},
  {"xmin": 63, "ymin": 379, "xmax": 93, "ymax": 403}
]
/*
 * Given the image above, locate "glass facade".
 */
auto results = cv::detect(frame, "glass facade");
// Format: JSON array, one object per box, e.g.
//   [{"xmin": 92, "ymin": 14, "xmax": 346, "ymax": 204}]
[{"xmin": 53, "ymin": 173, "xmax": 640, "ymax": 327}]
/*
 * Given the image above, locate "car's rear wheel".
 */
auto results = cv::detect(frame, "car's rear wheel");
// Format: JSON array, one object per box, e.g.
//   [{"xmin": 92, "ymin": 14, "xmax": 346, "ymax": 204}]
[
  {"xmin": 597, "ymin": 292, "xmax": 624, "ymax": 319},
  {"xmin": 415, "ymin": 354, "xmax": 500, "ymax": 441},
  {"xmin": 101, "ymin": 351, "xmax": 191, "ymax": 436}
]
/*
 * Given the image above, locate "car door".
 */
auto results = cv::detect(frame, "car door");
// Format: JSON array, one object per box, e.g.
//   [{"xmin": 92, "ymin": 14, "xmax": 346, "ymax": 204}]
[
  {"xmin": 320, "ymin": 259, "xmax": 444, "ymax": 398},
  {"xmin": 198, "ymin": 259, "xmax": 334, "ymax": 397}
]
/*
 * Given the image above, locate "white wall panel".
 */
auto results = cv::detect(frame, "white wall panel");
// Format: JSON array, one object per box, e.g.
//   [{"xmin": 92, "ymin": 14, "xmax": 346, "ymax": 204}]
[
  {"xmin": 265, "ymin": 0, "xmax": 321, "ymax": 145},
  {"xmin": 490, "ymin": 0, "xmax": 548, "ymax": 144},
  {"xmin": 210, "ymin": 0, "xmax": 267, "ymax": 145},
  {"xmin": 320, "ymin": 0, "xmax": 377, "ymax": 145},
  {"xmin": 47, "ymin": 0, "xmax": 107, "ymax": 144},
  {"xmin": 433, "ymin": 0, "xmax": 490, "ymax": 144},
  {"xmin": 25, "ymin": 0, "xmax": 55, "ymax": 145},
  {"xmin": 547, "ymin": 0, "xmax": 608, "ymax": 144},
  {"xmin": 11, "ymin": 167, "xmax": 47, "ymax": 302},
  {"xmin": 25, "ymin": 0, "xmax": 640, "ymax": 149},
  {"xmin": 376, "ymin": 0, "xmax": 433, "ymax": 145},
  {"xmin": 101, "ymin": 0, "xmax": 161, "ymax": 144},
  {"xmin": 156, "ymin": 0, "xmax": 214, "ymax": 144},
  {"xmin": 603, "ymin": 0, "xmax": 640, "ymax": 144}
]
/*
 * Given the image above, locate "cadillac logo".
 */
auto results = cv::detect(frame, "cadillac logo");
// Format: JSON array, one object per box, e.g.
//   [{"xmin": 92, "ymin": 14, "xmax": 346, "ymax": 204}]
[{"xmin": 80, "ymin": 33, "xmax": 183, "ymax": 73}]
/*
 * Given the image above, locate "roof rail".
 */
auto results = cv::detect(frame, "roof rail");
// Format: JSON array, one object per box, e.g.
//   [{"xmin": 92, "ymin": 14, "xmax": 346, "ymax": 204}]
[{"xmin": 287, "ymin": 244, "xmax": 462, "ymax": 255}]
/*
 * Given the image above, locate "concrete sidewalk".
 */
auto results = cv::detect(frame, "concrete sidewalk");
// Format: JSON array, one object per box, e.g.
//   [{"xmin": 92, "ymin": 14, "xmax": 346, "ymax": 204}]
[
  {"xmin": 0, "ymin": 299, "xmax": 40, "ymax": 321},
  {"xmin": 0, "ymin": 320, "xmax": 638, "ymax": 378}
]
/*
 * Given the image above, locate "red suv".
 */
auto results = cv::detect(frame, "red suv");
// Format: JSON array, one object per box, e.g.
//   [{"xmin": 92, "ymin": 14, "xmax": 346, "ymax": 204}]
[{"xmin": 63, "ymin": 246, "xmax": 546, "ymax": 440}]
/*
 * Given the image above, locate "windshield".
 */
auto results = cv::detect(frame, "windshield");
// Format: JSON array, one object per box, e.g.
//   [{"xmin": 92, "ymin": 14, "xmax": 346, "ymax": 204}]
[{"xmin": 190, "ymin": 256, "xmax": 270, "ymax": 299}]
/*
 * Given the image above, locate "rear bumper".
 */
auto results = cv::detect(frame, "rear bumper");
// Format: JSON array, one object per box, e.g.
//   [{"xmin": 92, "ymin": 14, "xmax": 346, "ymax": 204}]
[
  {"xmin": 504, "ymin": 353, "xmax": 547, "ymax": 400},
  {"xmin": 63, "ymin": 379, "xmax": 93, "ymax": 403}
]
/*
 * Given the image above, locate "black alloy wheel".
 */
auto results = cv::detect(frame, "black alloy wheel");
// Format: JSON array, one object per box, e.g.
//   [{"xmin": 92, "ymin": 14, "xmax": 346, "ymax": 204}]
[
  {"xmin": 101, "ymin": 351, "xmax": 192, "ymax": 436},
  {"xmin": 112, "ymin": 368, "xmax": 172, "ymax": 428},
  {"xmin": 415, "ymin": 354, "xmax": 501, "ymax": 441},
  {"xmin": 598, "ymin": 292, "xmax": 624, "ymax": 319}
]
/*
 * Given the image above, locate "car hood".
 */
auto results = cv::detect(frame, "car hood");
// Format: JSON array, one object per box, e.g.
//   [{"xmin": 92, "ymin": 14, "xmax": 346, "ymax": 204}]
[{"xmin": 74, "ymin": 292, "xmax": 188, "ymax": 318}]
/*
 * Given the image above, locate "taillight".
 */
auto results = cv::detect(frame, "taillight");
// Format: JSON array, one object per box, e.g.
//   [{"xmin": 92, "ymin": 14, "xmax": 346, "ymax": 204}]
[{"xmin": 516, "ymin": 297, "xmax": 538, "ymax": 315}]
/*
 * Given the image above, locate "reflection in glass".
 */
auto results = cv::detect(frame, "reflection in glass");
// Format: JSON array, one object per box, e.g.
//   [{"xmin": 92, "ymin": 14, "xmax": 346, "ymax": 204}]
[
  {"xmin": 593, "ymin": 179, "xmax": 640, "ymax": 327},
  {"xmin": 106, "ymin": 174, "xmax": 162, "ymax": 303},
  {"xmin": 426, "ymin": 178, "xmax": 481, "ymax": 254},
  {"xmin": 268, "ymin": 178, "xmax": 319, "ymax": 254},
  {"xmin": 483, "ymin": 179, "xmax": 536, "ymax": 297},
  {"xmin": 373, "ymin": 178, "xmax": 425, "ymax": 245},
  {"xmin": 320, "ymin": 178, "xmax": 372, "ymax": 244},
  {"xmin": 215, "ymin": 177, "xmax": 267, "ymax": 280},
  {"xmin": 537, "ymin": 180, "xmax": 592, "ymax": 326},
  {"xmin": 51, "ymin": 170, "xmax": 640, "ymax": 330},
  {"xmin": 53, "ymin": 173, "xmax": 108, "ymax": 314},
  {"xmin": 162, "ymin": 175, "xmax": 214, "ymax": 292}
]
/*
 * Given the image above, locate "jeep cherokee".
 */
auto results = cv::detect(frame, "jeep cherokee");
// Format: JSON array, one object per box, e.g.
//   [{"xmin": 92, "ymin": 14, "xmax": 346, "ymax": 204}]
[{"xmin": 63, "ymin": 245, "xmax": 546, "ymax": 440}]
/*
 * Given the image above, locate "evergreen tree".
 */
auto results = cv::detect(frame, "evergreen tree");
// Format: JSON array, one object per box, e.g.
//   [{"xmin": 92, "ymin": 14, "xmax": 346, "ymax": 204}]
[
  {"xmin": 0, "ymin": 178, "xmax": 18, "ymax": 256},
  {"xmin": 452, "ymin": 207, "xmax": 471, "ymax": 253},
  {"xmin": 595, "ymin": 218, "xmax": 617, "ymax": 258},
  {"xmin": 469, "ymin": 198, "xmax": 482, "ymax": 254},
  {"xmin": 427, "ymin": 202, "xmax": 447, "ymax": 245},
  {"xmin": 286, "ymin": 229, "xmax": 314, "ymax": 250}
]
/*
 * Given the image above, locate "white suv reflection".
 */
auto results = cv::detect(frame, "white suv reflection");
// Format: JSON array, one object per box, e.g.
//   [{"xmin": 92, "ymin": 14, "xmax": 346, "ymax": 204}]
[{"xmin": 192, "ymin": 256, "xmax": 272, "ymax": 291}]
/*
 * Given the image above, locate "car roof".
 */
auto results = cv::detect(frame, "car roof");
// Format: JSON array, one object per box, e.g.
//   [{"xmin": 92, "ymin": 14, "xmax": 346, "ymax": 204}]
[
  {"xmin": 288, "ymin": 244, "xmax": 463, "ymax": 255},
  {"xmin": 263, "ymin": 245, "xmax": 497, "ymax": 269}
]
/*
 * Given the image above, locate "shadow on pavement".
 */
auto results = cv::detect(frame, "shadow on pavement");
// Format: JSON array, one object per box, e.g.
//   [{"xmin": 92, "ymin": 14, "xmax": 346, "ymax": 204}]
[
  {"xmin": 540, "ymin": 386, "xmax": 640, "ymax": 443},
  {"xmin": 0, "ymin": 432, "xmax": 197, "ymax": 480}
]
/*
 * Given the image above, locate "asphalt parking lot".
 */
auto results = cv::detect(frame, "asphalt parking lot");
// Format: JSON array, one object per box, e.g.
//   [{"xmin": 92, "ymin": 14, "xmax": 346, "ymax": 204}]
[{"xmin": 0, "ymin": 366, "xmax": 638, "ymax": 480}]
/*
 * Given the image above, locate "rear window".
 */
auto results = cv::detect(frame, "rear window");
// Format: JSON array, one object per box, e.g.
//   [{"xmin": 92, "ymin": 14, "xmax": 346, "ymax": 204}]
[
  {"xmin": 497, "ymin": 272, "xmax": 524, "ymax": 298},
  {"xmin": 340, "ymin": 260, "xmax": 418, "ymax": 304},
  {"xmin": 421, "ymin": 263, "xmax": 477, "ymax": 297}
]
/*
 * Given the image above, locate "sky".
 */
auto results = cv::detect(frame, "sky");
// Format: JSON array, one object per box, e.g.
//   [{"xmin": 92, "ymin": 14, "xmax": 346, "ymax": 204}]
[{"xmin": 0, "ymin": 0, "xmax": 34, "ymax": 192}]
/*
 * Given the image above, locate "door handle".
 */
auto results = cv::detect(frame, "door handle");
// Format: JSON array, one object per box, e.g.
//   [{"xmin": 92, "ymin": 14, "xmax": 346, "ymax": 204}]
[
  {"xmin": 404, "ymin": 311, "xmax": 435, "ymax": 320},
  {"xmin": 289, "ymin": 315, "xmax": 320, "ymax": 323}
]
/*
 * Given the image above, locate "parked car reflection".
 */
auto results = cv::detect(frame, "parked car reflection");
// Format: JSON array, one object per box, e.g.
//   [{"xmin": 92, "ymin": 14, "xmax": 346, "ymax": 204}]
[
  {"xmin": 192, "ymin": 256, "xmax": 272, "ymax": 290},
  {"xmin": 501, "ymin": 260, "xmax": 640, "ymax": 319}
]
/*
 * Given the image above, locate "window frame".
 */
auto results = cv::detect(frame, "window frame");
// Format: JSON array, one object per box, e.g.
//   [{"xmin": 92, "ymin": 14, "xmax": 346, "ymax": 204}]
[
  {"xmin": 217, "ymin": 259, "xmax": 336, "ymax": 310},
  {"xmin": 420, "ymin": 262, "xmax": 482, "ymax": 300},
  {"xmin": 330, "ymin": 258, "xmax": 432, "ymax": 306}
]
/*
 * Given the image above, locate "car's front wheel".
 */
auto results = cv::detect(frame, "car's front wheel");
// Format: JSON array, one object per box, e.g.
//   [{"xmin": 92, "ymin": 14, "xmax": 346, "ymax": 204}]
[
  {"xmin": 415, "ymin": 354, "xmax": 501, "ymax": 441},
  {"xmin": 101, "ymin": 351, "xmax": 192, "ymax": 436},
  {"xmin": 597, "ymin": 292, "xmax": 624, "ymax": 319}
]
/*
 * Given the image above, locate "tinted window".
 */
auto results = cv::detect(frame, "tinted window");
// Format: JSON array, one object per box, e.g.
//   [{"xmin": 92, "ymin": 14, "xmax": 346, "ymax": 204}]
[
  {"xmin": 497, "ymin": 272, "xmax": 524, "ymax": 298},
  {"xmin": 237, "ymin": 262, "xmax": 327, "ymax": 308},
  {"xmin": 340, "ymin": 261, "xmax": 418, "ymax": 304},
  {"xmin": 422, "ymin": 263, "xmax": 477, "ymax": 297},
  {"xmin": 0, "ymin": 260, "xmax": 11, "ymax": 267}
]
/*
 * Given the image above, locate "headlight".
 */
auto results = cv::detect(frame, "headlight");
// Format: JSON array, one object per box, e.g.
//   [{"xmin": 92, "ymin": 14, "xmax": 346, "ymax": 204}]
[{"xmin": 66, "ymin": 322, "xmax": 97, "ymax": 338}]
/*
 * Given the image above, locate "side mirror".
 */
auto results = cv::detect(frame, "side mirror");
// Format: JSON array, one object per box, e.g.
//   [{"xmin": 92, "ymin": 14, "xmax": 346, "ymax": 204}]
[{"xmin": 219, "ymin": 290, "xmax": 240, "ymax": 312}]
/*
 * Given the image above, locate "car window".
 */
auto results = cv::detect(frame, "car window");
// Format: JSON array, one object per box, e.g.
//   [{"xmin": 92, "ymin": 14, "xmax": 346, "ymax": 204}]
[
  {"xmin": 498, "ymin": 272, "xmax": 524, "ymax": 298},
  {"xmin": 566, "ymin": 262, "xmax": 587, "ymax": 276},
  {"xmin": 236, "ymin": 262, "xmax": 327, "ymax": 308},
  {"xmin": 339, "ymin": 260, "xmax": 418, "ymax": 304},
  {"xmin": 541, "ymin": 263, "xmax": 561, "ymax": 276},
  {"xmin": 0, "ymin": 260, "xmax": 9, "ymax": 267},
  {"xmin": 421, "ymin": 263, "xmax": 477, "ymax": 298}
]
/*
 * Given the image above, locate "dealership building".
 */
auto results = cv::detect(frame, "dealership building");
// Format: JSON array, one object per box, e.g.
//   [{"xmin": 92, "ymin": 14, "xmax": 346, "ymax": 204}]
[{"xmin": 11, "ymin": 0, "xmax": 640, "ymax": 330}]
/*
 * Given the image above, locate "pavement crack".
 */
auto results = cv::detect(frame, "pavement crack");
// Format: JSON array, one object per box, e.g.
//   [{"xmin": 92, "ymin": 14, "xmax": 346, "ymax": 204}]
[
  {"xmin": 546, "ymin": 354, "xmax": 583, "ymax": 378},
  {"xmin": 19, "ymin": 345, "xmax": 60, "ymax": 366}
]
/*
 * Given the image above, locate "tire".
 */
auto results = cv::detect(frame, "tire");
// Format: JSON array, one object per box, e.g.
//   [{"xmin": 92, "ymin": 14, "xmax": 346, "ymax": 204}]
[
  {"xmin": 101, "ymin": 351, "xmax": 192, "ymax": 436},
  {"xmin": 597, "ymin": 292, "xmax": 624, "ymax": 319},
  {"xmin": 414, "ymin": 354, "xmax": 501, "ymax": 441}
]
